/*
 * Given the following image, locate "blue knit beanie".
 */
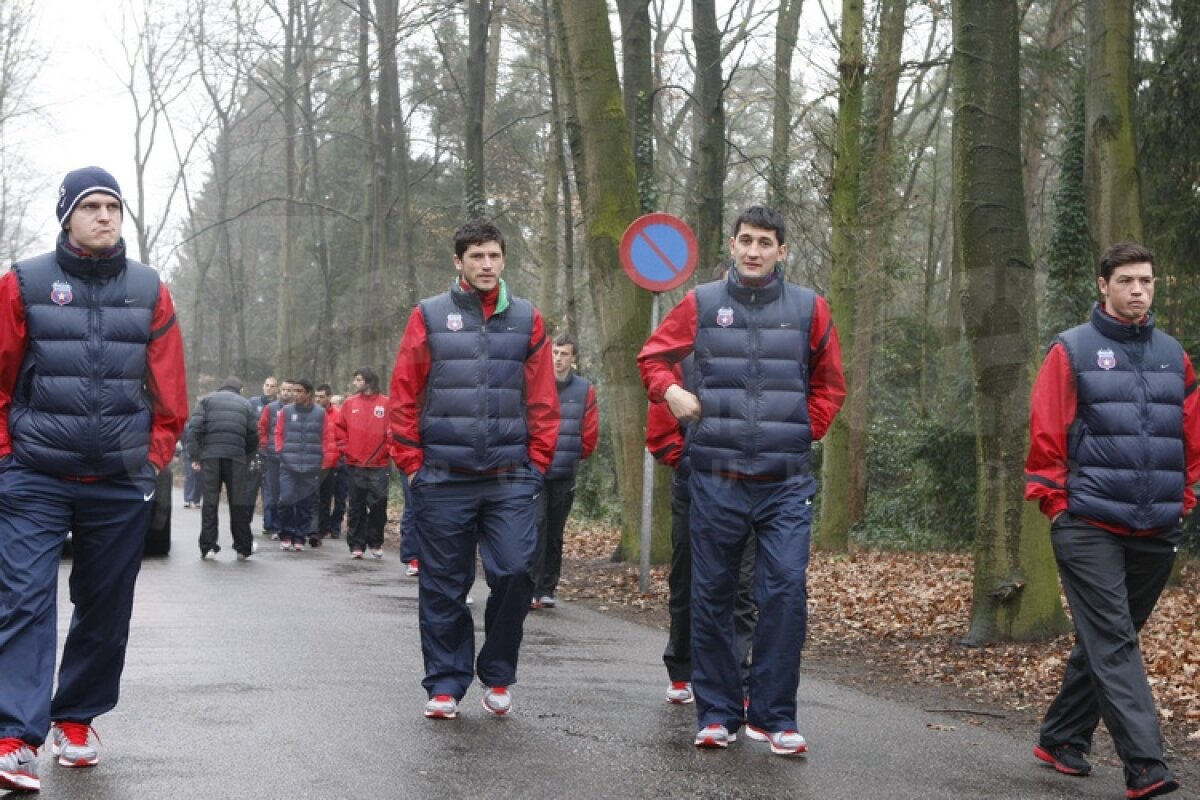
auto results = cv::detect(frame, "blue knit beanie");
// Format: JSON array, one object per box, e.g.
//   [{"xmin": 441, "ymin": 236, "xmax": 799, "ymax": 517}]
[{"xmin": 56, "ymin": 166, "xmax": 123, "ymax": 227}]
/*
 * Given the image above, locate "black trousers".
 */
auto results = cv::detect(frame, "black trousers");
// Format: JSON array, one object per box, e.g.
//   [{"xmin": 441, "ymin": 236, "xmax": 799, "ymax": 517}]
[
  {"xmin": 198, "ymin": 458, "xmax": 255, "ymax": 556},
  {"xmin": 532, "ymin": 477, "xmax": 577, "ymax": 597},
  {"xmin": 1040, "ymin": 515, "xmax": 1180, "ymax": 782},
  {"xmin": 318, "ymin": 466, "xmax": 348, "ymax": 536},
  {"xmin": 662, "ymin": 470, "xmax": 756, "ymax": 688},
  {"xmin": 345, "ymin": 467, "xmax": 390, "ymax": 552}
]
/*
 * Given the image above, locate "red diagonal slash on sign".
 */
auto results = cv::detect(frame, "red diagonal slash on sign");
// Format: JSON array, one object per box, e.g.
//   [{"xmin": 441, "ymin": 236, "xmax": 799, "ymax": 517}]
[
  {"xmin": 638, "ymin": 228, "xmax": 684, "ymax": 276},
  {"xmin": 620, "ymin": 213, "xmax": 698, "ymax": 293}
]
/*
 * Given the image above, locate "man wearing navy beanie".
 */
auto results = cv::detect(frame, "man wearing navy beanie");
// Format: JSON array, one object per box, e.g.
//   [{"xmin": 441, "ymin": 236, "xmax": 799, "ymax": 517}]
[{"xmin": 0, "ymin": 167, "xmax": 189, "ymax": 791}]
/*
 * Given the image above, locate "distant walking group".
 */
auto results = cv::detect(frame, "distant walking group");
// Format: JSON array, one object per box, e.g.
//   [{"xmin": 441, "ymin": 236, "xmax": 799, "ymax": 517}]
[{"xmin": 0, "ymin": 167, "xmax": 1192, "ymax": 800}]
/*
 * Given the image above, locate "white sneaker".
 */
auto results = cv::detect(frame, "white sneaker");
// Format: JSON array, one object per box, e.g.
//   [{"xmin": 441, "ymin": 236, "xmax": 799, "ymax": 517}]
[
  {"xmin": 49, "ymin": 721, "xmax": 100, "ymax": 767},
  {"xmin": 0, "ymin": 739, "xmax": 40, "ymax": 791},
  {"xmin": 694, "ymin": 724, "xmax": 735, "ymax": 749},
  {"xmin": 423, "ymin": 695, "xmax": 458, "ymax": 719},
  {"xmin": 666, "ymin": 681, "xmax": 694, "ymax": 704},
  {"xmin": 369, "ymin": 548, "xmax": 384, "ymax": 559},
  {"xmin": 744, "ymin": 725, "xmax": 807, "ymax": 756},
  {"xmin": 482, "ymin": 686, "xmax": 512, "ymax": 716}
]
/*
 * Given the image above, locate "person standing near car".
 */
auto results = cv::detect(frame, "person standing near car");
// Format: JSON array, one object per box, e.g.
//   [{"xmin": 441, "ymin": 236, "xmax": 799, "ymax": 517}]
[
  {"xmin": 389, "ymin": 218, "xmax": 558, "ymax": 721},
  {"xmin": 187, "ymin": 376, "xmax": 259, "ymax": 560},
  {"xmin": 0, "ymin": 167, "xmax": 188, "ymax": 791},
  {"xmin": 1026, "ymin": 241, "xmax": 1199, "ymax": 800}
]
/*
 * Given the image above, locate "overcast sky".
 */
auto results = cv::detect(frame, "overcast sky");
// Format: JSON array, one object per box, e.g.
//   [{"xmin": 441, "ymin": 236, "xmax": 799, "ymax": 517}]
[{"xmin": 20, "ymin": 1, "xmax": 150, "ymax": 244}]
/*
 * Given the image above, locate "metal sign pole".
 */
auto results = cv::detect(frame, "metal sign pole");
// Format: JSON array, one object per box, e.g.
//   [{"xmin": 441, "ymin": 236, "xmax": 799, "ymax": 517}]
[{"xmin": 639, "ymin": 292, "xmax": 660, "ymax": 593}]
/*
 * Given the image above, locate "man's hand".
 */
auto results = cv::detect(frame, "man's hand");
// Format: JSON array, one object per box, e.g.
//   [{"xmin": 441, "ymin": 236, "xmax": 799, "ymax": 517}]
[
  {"xmin": 192, "ymin": 461, "xmax": 202, "ymax": 472},
  {"xmin": 664, "ymin": 384, "xmax": 701, "ymax": 424}
]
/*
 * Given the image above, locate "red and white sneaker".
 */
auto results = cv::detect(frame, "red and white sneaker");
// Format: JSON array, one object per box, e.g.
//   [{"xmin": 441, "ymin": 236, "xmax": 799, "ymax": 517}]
[
  {"xmin": 50, "ymin": 721, "xmax": 101, "ymax": 767},
  {"xmin": 745, "ymin": 725, "xmax": 807, "ymax": 756},
  {"xmin": 666, "ymin": 681, "xmax": 694, "ymax": 704},
  {"xmin": 423, "ymin": 695, "xmax": 458, "ymax": 720},
  {"xmin": 482, "ymin": 686, "xmax": 512, "ymax": 715},
  {"xmin": 405, "ymin": 559, "xmax": 420, "ymax": 576},
  {"xmin": 0, "ymin": 738, "xmax": 39, "ymax": 791},
  {"xmin": 694, "ymin": 724, "xmax": 735, "ymax": 749}
]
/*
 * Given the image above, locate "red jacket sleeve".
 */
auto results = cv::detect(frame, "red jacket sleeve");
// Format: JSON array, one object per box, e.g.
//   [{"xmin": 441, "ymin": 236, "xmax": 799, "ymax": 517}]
[
  {"xmin": 581, "ymin": 384, "xmax": 599, "ymax": 459},
  {"xmin": 145, "ymin": 283, "xmax": 189, "ymax": 470},
  {"xmin": 388, "ymin": 307, "xmax": 431, "ymax": 475},
  {"xmin": 0, "ymin": 272, "xmax": 27, "ymax": 459},
  {"xmin": 645, "ymin": 363, "xmax": 685, "ymax": 467},
  {"xmin": 807, "ymin": 295, "xmax": 847, "ymax": 442},
  {"xmin": 321, "ymin": 406, "xmax": 341, "ymax": 469},
  {"xmin": 524, "ymin": 311, "xmax": 561, "ymax": 473},
  {"xmin": 1024, "ymin": 343, "xmax": 1076, "ymax": 520},
  {"xmin": 637, "ymin": 292, "xmax": 698, "ymax": 402},
  {"xmin": 1182, "ymin": 353, "xmax": 1200, "ymax": 516},
  {"xmin": 275, "ymin": 406, "xmax": 287, "ymax": 454}
]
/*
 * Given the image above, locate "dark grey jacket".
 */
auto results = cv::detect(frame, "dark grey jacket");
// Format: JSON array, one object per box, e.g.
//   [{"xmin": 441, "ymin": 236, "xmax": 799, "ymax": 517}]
[{"xmin": 186, "ymin": 386, "xmax": 258, "ymax": 462}]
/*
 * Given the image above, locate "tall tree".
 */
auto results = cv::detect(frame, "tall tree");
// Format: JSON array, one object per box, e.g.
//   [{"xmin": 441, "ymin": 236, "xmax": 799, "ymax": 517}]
[
  {"xmin": 953, "ymin": 0, "xmax": 1068, "ymax": 644},
  {"xmin": 617, "ymin": 0, "xmax": 656, "ymax": 211},
  {"xmin": 815, "ymin": 0, "xmax": 864, "ymax": 552},
  {"xmin": 464, "ymin": 0, "xmax": 490, "ymax": 216},
  {"xmin": 1084, "ymin": 0, "xmax": 1142, "ymax": 255},
  {"xmin": 690, "ymin": 0, "xmax": 726, "ymax": 270},
  {"xmin": 767, "ymin": 0, "xmax": 804, "ymax": 214},
  {"xmin": 556, "ymin": 0, "xmax": 653, "ymax": 560}
]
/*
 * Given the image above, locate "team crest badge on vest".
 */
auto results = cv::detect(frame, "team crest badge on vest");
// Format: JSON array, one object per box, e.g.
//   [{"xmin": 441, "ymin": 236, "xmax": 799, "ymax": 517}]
[
  {"xmin": 716, "ymin": 307, "xmax": 734, "ymax": 328},
  {"xmin": 50, "ymin": 280, "xmax": 73, "ymax": 306},
  {"xmin": 374, "ymin": 405, "xmax": 385, "ymax": 418},
  {"xmin": 447, "ymin": 313, "xmax": 463, "ymax": 332},
  {"xmin": 1096, "ymin": 348, "xmax": 1117, "ymax": 370}
]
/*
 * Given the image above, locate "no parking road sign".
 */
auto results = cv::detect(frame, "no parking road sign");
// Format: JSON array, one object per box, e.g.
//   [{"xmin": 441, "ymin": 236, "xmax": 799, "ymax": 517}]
[{"xmin": 620, "ymin": 213, "xmax": 698, "ymax": 292}]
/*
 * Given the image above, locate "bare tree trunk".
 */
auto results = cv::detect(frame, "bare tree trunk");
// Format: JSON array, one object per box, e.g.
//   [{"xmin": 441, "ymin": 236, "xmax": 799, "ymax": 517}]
[
  {"xmin": 690, "ymin": 0, "xmax": 725, "ymax": 271},
  {"xmin": 276, "ymin": 0, "xmax": 301, "ymax": 377},
  {"xmin": 953, "ymin": 0, "xmax": 1068, "ymax": 645},
  {"xmin": 1084, "ymin": 0, "xmax": 1142, "ymax": 255},
  {"xmin": 556, "ymin": 0, "xmax": 655, "ymax": 561},
  {"xmin": 617, "ymin": 0, "xmax": 656, "ymax": 212},
  {"xmin": 464, "ymin": 0, "xmax": 490, "ymax": 217},
  {"xmin": 768, "ymin": 0, "xmax": 804, "ymax": 213},
  {"xmin": 1022, "ymin": 0, "xmax": 1075, "ymax": 226},
  {"xmin": 815, "ymin": 0, "xmax": 864, "ymax": 552}
]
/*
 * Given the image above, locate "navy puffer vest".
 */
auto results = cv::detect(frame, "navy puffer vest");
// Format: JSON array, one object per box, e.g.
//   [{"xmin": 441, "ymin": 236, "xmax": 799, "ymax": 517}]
[
  {"xmin": 547, "ymin": 374, "xmax": 591, "ymax": 480},
  {"xmin": 688, "ymin": 271, "xmax": 815, "ymax": 479},
  {"xmin": 1059, "ymin": 303, "xmax": 1188, "ymax": 531},
  {"xmin": 420, "ymin": 282, "xmax": 534, "ymax": 473},
  {"xmin": 278, "ymin": 403, "xmax": 326, "ymax": 473},
  {"xmin": 9, "ymin": 237, "xmax": 160, "ymax": 477}
]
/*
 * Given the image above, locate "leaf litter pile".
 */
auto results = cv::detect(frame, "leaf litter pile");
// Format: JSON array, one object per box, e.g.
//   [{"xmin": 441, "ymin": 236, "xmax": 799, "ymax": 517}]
[{"xmin": 556, "ymin": 520, "xmax": 1200, "ymax": 767}]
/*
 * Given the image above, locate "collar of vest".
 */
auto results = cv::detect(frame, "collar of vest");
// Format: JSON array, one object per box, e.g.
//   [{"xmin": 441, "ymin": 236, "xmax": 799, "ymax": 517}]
[
  {"xmin": 1090, "ymin": 301, "xmax": 1155, "ymax": 343},
  {"xmin": 725, "ymin": 266, "xmax": 784, "ymax": 304},
  {"xmin": 57, "ymin": 232, "xmax": 128, "ymax": 280},
  {"xmin": 450, "ymin": 277, "xmax": 511, "ymax": 316}
]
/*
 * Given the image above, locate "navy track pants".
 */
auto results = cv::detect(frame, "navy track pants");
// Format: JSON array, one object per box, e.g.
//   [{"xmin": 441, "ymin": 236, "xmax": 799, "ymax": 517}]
[
  {"xmin": 411, "ymin": 467, "xmax": 542, "ymax": 699},
  {"xmin": 0, "ymin": 458, "xmax": 156, "ymax": 746}
]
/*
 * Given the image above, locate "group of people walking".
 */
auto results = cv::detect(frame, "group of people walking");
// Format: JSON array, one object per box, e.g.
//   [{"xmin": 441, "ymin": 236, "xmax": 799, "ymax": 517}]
[{"xmin": 0, "ymin": 167, "xmax": 1192, "ymax": 800}]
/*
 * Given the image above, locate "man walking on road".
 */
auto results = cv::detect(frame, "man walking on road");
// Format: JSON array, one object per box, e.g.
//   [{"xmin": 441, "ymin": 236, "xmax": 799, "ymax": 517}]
[
  {"xmin": 530, "ymin": 334, "xmax": 598, "ymax": 609},
  {"xmin": 337, "ymin": 368, "xmax": 391, "ymax": 559},
  {"xmin": 249, "ymin": 377, "xmax": 279, "ymax": 533},
  {"xmin": 257, "ymin": 380, "xmax": 293, "ymax": 539},
  {"xmin": 1026, "ymin": 242, "xmax": 1198, "ymax": 800},
  {"xmin": 0, "ymin": 167, "xmax": 188, "ymax": 791},
  {"xmin": 274, "ymin": 379, "xmax": 338, "ymax": 552},
  {"xmin": 389, "ymin": 218, "xmax": 559, "ymax": 721},
  {"xmin": 187, "ymin": 376, "xmax": 259, "ymax": 560},
  {"xmin": 638, "ymin": 205, "xmax": 845, "ymax": 756}
]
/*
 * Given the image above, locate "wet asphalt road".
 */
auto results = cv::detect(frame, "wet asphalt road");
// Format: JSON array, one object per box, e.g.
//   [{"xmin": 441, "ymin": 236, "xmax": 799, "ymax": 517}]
[{"xmin": 27, "ymin": 486, "xmax": 1196, "ymax": 799}]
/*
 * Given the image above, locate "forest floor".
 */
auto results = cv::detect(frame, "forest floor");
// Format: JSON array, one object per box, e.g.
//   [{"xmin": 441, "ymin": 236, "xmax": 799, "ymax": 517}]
[{"xmin": 550, "ymin": 519, "xmax": 1200, "ymax": 783}]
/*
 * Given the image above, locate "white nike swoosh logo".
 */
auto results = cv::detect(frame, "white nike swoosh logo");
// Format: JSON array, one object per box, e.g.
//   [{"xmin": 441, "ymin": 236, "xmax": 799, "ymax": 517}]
[
  {"xmin": 125, "ymin": 298, "xmax": 136, "ymax": 304},
  {"xmin": 143, "ymin": 491, "xmax": 156, "ymax": 501}
]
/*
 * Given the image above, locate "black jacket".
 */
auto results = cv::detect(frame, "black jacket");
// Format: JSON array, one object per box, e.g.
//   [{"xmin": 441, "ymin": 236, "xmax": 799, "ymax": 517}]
[{"xmin": 187, "ymin": 386, "xmax": 258, "ymax": 462}]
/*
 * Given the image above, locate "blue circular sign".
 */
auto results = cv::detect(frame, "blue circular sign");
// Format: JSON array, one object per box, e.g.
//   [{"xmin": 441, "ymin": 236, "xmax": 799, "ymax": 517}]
[{"xmin": 620, "ymin": 213, "xmax": 698, "ymax": 292}]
